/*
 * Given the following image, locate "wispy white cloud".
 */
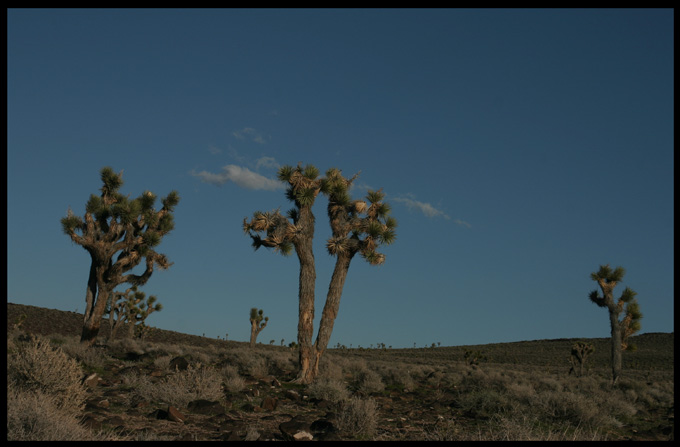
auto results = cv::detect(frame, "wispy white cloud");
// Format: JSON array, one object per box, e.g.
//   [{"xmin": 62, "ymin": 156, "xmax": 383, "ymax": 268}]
[
  {"xmin": 255, "ymin": 156, "xmax": 280, "ymax": 170},
  {"xmin": 190, "ymin": 165, "xmax": 284, "ymax": 191},
  {"xmin": 232, "ymin": 127, "xmax": 267, "ymax": 144},
  {"xmin": 208, "ymin": 145, "xmax": 222, "ymax": 155},
  {"xmin": 393, "ymin": 196, "xmax": 450, "ymax": 219},
  {"xmin": 392, "ymin": 194, "xmax": 471, "ymax": 227}
]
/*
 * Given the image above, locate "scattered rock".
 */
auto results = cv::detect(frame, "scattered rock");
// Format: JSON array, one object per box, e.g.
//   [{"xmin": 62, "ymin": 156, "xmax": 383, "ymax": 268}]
[
  {"xmin": 187, "ymin": 399, "xmax": 225, "ymax": 415},
  {"xmin": 169, "ymin": 356, "xmax": 189, "ymax": 371},
  {"xmin": 261, "ymin": 396, "xmax": 278, "ymax": 411},
  {"xmin": 149, "ymin": 408, "xmax": 169, "ymax": 420},
  {"xmin": 80, "ymin": 414, "xmax": 102, "ymax": 431},
  {"xmin": 310, "ymin": 418, "xmax": 339, "ymax": 440},
  {"xmin": 280, "ymin": 415, "xmax": 313, "ymax": 441},
  {"xmin": 82, "ymin": 372, "xmax": 100, "ymax": 388},
  {"xmin": 168, "ymin": 406, "xmax": 186, "ymax": 423}
]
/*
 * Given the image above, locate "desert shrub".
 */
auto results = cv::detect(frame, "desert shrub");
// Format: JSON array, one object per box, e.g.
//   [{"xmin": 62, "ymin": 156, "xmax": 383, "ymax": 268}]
[
  {"xmin": 636, "ymin": 380, "xmax": 674, "ymax": 408},
  {"xmin": 60, "ymin": 338, "xmax": 111, "ymax": 370},
  {"xmin": 7, "ymin": 334, "xmax": 88, "ymax": 415},
  {"xmin": 377, "ymin": 364, "xmax": 417, "ymax": 391},
  {"xmin": 262, "ymin": 350, "xmax": 297, "ymax": 375},
  {"xmin": 306, "ymin": 377, "xmax": 351, "ymax": 403},
  {"xmin": 457, "ymin": 388, "xmax": 513, "ymax": 418},
  {"xmin": 221, "ymin": 364, "xmax": 247, "ymax": 393},
  {"xmin": 7, "ymin": 384, "xmax": 118, "ymax": 441},
  {"xmin": 336, "ymin": 396, "xmax": 379, "ymax": 439},
  {"xmin": 352, "ymin": 367, "xmax": 385, "ymax": 394},
  {"xmin": 317, "ymin": 358, "xmax": 345, "ymax": 381},
  {"xmin": 534, "ymin": 389, "xmax": 617, "ymax": 428},
  {"xmin": 243, "ymin": 355, "xmax": 270, "ymax": 378},
  {"xmin": 133, "ymin": 363, "xmax": 224, "ymax": 408},
  {"xmin": 152, "ymin": 354, "xmax": 173, "ymax": 370}
]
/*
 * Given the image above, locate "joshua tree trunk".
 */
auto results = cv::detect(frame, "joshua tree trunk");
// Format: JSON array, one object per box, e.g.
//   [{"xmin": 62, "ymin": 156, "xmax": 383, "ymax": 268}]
[
  {"xmin": 294, "ymin": 206, "xmax": 317, "ymax": 384},
  {"xmin": 310, "ymin": 252, "xmax": 353, "ymax": 379},
  {"xmin": 609, "ymin": 310, "xmax": 623, "ymax": 385},
  {"xmin": 82, "ymin": 283, "xmax": 112, "ymax": 345}
]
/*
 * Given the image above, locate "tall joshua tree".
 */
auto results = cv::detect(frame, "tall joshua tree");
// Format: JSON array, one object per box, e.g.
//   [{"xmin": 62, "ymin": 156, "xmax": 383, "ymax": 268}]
[
  {"xmin": 61, "ymin": 167, "xmax": 179, "ymax": 345},
  {"xmin": 249, "ymin": 308, "xmax": 269, "ymax": 348},
  {"xmin": 244, "ymin": 163, "xmax": 322, "ymax": 382},
  {"xmin": 588, "ymin": 264, "xmax": 642, "ymax": 384},
  {"xmin": 311, "ymin": 168, "xmax": 396, "ymax": 379},
  {"xmin": 243, "ymin": 164, "xmax": 396, "ymax": 383}
]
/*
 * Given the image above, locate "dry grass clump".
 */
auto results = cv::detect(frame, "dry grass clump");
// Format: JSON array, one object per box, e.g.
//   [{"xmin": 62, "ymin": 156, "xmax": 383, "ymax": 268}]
[
  {"xmin": 6, "ymin": 334, "xmax": 118, "ymax": 441},
  {"xmin": 221, "ymin": 364, "xmax": 247, "ymax": 393},
  {"xmin": 58, "ymin": 336, "xmax": 112, "ymax": 370},
  {"xmin": 336, "ymin": 396, "xmax": 379, "ymax": 439},
  {"xmin": 7, "ymin": 334, "xmax": 88, "ymax": 415},
  {"xmin": 374, "ymin": 363, "xmax": 417, "ymax": 391},
  {"xmin": 128, "ymin": 363, "xmax": 224, "ymax": 408},
  {"xmin": 7, "ymin": 384, "xmax": 118, "ymax": 441},
  {"xmin": 306, "ymin": 377, "xmax": 351, "ymax": 403},
  {"xmin": 445, "ymin": 363, "xmax": 644, "ymax": 438}
]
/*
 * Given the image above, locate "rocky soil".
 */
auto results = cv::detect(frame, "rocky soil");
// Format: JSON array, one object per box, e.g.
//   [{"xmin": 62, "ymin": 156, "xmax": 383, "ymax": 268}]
[{"xmin": 7, "ymin": 303, "xmax": 674, "ymax": 441}]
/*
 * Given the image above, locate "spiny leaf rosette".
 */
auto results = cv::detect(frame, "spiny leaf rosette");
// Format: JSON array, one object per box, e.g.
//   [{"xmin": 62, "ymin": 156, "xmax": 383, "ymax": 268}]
[
  {"xmin": 243, "ymin": 163, "xmax": 397, "ymax": 383},
  {"xmin": 588, "ymin": 264, "xmax": 642, "ymax": 384},
  {"xmin": 61, "ymin": 167, "xmax": 179, "ymax": 345}
]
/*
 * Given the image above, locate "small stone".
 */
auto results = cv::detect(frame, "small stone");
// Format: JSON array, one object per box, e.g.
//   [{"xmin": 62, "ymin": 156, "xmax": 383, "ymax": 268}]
[{"xmin": 168, "ymin": 405, "xmax": 186, "ymax": 423}]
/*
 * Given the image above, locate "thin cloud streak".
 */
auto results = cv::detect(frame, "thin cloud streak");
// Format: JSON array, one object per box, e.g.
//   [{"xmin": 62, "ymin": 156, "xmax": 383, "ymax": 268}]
[
  {"xmin": 191, "ymin": 165, "xmax": 284, "ymax": 191},
  {"xmin": 232, "ymin": 127, "xmax": 267, "ymax": 144},
  {"xmin": 393, "ymin": 196, "xmax": 449, "ymax": 219},
  {"xmin": 392, "ymin": 195, "xmax": 471, "ymax": 227}
]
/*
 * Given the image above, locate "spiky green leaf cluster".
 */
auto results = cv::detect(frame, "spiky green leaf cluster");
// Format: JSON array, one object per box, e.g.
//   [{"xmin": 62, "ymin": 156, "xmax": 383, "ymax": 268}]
[
  {"xmin": 111, "ymin": 285, "xmax": 162, "ymax": 328},
  {"xmin": 62, "ymin": 166, "xmax": 180, "ymax": 290},
  {"xmin": 590, "ymin": 264, "xmax": 625, "ymax": 283}
]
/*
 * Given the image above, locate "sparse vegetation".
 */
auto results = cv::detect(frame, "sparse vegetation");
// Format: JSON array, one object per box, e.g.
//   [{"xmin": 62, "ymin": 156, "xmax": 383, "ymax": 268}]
[{"xmin": 6, "ymin": 303, "xmax": 674, "ymax": 441}]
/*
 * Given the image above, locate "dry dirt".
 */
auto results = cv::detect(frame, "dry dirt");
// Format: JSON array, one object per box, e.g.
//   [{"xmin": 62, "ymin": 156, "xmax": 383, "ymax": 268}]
[{"xmin": 7, "ymin": 303, "xmax": 674, "ymax": 441}]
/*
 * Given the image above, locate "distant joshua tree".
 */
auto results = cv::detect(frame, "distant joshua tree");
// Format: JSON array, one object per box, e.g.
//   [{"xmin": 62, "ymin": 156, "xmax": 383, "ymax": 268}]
[
  {"xmin": 61, "ymin": 167, "xmax": 179, "ymax": 345},
  {"xmin": 569, "ymin": 341, "xmax": 595, "ymax": 377},
  {"xmin": 249, "ymin": 308, "xmax": 269, "ymax": 348},
  {"xmin": 588, "ymin": 264, "xmax": 642, "ymax": 384},
  {"xmin": 464, "ymin": 350, "xmax": 487, "ymax": 366}
]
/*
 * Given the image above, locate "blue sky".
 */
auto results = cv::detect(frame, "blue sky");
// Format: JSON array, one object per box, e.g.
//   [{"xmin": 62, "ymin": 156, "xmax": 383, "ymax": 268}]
[{"xmin": 7, "ymin": 9, "xmax": 673, "ymax": 349}]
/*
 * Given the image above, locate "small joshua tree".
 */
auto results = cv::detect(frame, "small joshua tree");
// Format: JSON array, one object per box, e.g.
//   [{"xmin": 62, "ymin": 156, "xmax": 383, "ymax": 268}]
[
  {"xmin": 249, "ymin": 308, "xmax": 269, "ymax": 348},
  {"xmin": 569, "ymin": 341, "xmax": 595, "ymax": 377},
  {"xmin": 61, "ymin": 167, "xmax": 179, "ymax": 345},
  {"xmin": 464, "ymin": 350, "xmax": 487, "ymax": 366},
  {"xmin": 589, "ymin": 264, "xmax": 642, "ymax": 384},
  {"xmin": 108, "ymin": 285, "xmax": 162, "ymax": 339}
]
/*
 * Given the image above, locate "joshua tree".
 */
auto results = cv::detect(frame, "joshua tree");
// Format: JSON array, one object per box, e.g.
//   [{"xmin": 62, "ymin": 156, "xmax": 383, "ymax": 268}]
[
  {"xmin": 310, "ymin": 168, "xmax": 396, "ymax": 380},
  {"xmin": 249, "ymin": 308, "xmax": 269, "ymax": 348},
  {"xmin": 61, "ymin": 167, "xmax": 179, "ymax": 345},
  {"xmin": 107, "ymin": 285, "xmax": 163, "ymax": 339},
  {"xmin": 464, "ymin": 350, "xmax": 487, "ymax": 366},
  {"xmin": 244, "ymin": 163, "xmax": 321, "ymax": 380},
  {"xmin": 244, "ymin": 164, "xmax": 396, "ymax": 383},
  {"xmin": 588, "ymin": 264, "xmax": 642, "ymax": 384},
  {"xmin": 569, "ymin": 341, "xmax": 595, "ymax": 377}
]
